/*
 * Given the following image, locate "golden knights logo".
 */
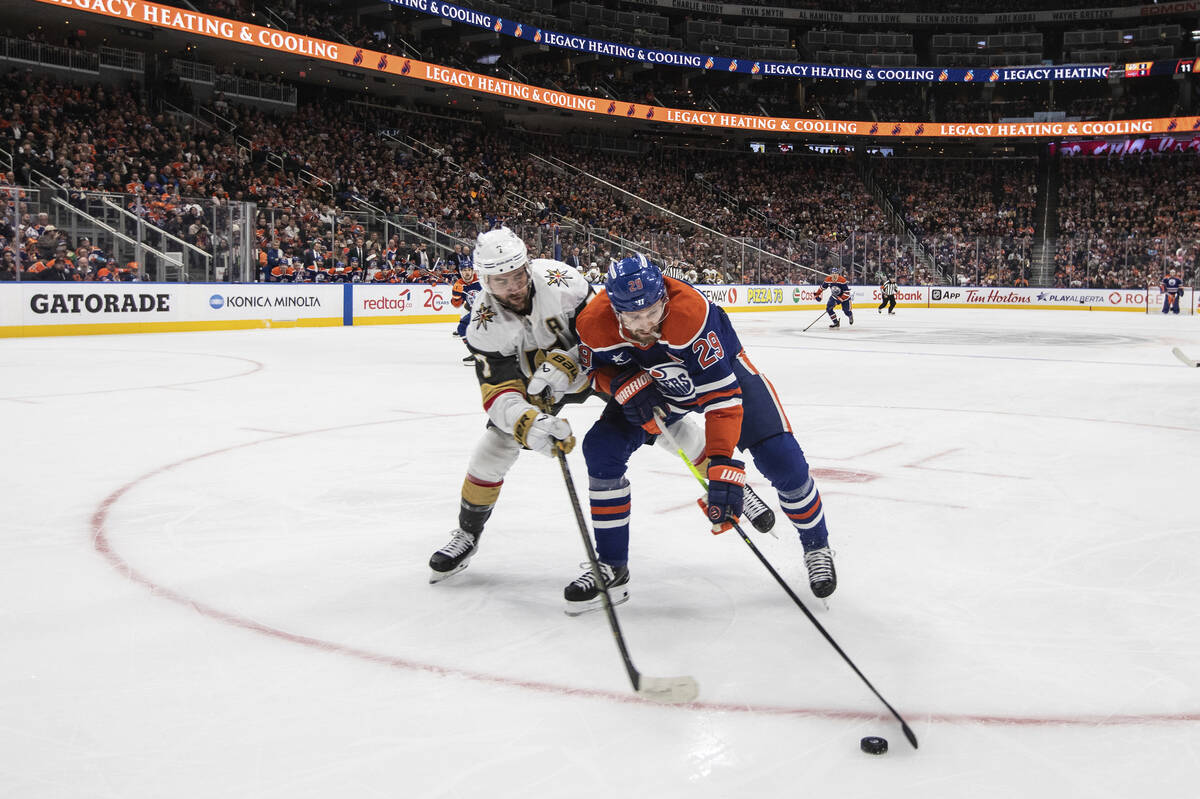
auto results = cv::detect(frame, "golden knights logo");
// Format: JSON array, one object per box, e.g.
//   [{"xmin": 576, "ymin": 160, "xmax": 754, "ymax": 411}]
[
  {"xmin": 473, "ymin": 303, "xmax": 497, "ymax": 329},
  {"xmin": 544, "ymin": 268, "xmax": 573, "ymax": 287}
]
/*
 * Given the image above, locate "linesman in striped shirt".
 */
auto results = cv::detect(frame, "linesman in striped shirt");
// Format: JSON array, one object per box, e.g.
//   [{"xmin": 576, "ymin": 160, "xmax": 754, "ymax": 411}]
[{"xmin": 878, "ymin": 275, "xmax": 898, "ymax": 315}]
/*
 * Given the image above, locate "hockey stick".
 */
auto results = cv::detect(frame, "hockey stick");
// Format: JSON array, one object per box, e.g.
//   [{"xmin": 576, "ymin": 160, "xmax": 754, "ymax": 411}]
[
  {"xmin": 801, "ymin": 309, "xmax": 828, "ymax": 332},
  {"xmin": 547, "ymin": 426, "xmax": 698, "ymax": 704},
  {"xmin": 654, "ymin": 409, "xmax": 919, "ymax": 748},
  {"xmin": 1171, "ymin": 347, "xmax": 1200, "ymax": 368}
]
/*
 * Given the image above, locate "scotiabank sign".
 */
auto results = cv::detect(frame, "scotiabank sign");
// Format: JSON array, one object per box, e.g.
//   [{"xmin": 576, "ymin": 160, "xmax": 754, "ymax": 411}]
[{"xmin": 37, "ymin": 0, "xmax": 1200, "ymax": 140}]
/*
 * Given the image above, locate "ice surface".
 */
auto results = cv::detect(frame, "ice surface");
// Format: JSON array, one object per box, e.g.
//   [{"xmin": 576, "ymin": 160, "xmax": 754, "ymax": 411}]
[{"xmin": 2, "ymin": 309, "xmax": 1198, "ymax": 798}]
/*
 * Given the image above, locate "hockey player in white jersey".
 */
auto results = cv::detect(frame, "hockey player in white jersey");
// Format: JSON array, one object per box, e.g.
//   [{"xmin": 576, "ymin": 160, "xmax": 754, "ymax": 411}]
[
  {"xmin": 429, "ymin": 229, "xmax": 779, "ymax": 587},
  {"xmin": 429, "ymin": 227, "xmax": 594, "ymax": 581}
]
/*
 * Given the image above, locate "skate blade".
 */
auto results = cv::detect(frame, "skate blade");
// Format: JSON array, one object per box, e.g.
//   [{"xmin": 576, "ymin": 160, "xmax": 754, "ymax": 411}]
[
  {"xmin": 564, "ymin": 587, "xmax": 630, "ymax": 616},
  {"xmin": 429, "ymin": 562, "xmax": 470, "ymax": 584}
]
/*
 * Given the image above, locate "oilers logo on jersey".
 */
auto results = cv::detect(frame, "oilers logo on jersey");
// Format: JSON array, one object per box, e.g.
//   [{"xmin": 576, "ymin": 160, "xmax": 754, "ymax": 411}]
[{"xmin": 646, "ymin": 362, "xmax": 695, "ymax": 401}]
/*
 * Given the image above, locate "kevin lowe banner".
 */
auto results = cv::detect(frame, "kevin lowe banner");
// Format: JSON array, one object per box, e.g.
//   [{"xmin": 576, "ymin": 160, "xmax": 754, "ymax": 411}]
[
  {"xmin": 38, "ymin": 0, "xmax": 1200, "ymax": 139},
  {"xmin": 381, "ymin": 0, "xmax": 1115, "ymax": 84}
]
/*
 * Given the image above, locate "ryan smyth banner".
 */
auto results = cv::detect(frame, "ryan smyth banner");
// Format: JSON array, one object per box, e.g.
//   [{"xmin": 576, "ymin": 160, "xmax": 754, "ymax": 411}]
[{"xmin": 37, "ymin": 0, "xmax": 1200, "ymax": 139}]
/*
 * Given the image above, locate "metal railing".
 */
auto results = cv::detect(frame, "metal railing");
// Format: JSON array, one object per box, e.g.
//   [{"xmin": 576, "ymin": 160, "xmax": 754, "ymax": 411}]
[
  {"xmin": 99, "ymin": 46, "xmax": 144, "ymax": 72},
  {"xmin": 214, "ymin": 74, "xmax": 297, "ymax": 105},
  {"xmin": 0, "ymin": 37, "xmax": 99, "ymax": 72},
  {"xmin": 532, "ymin": 153, "xmax": 820, "ymax": 281}
]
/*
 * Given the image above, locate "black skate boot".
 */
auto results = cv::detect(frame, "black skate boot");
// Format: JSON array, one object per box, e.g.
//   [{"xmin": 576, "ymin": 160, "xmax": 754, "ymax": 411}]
[
  {"xmin": 564, "ymin": 562, "xmax": 630, "ymax": 616},
  {"xmin": 429, "ymin": 528, "xmax": 480, "ymax": 583},
  {"xmin": 828, "ymin": 317, "xmax": 840, "ymax": 328},
  {"xmin": 804, "ymin": 546, "xmax": 837, "ymax": 599},
  {"xmin": 743, "ymin": 485, "xmax": 777, "ymax": 534}
]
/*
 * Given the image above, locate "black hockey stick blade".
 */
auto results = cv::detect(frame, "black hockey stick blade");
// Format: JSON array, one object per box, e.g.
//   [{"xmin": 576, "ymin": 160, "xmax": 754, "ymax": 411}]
[
  {"xmin": 636, "ymin": 674, "xmax": 700, "ymax": 704},
  {"xmin": 1171, "ymin": 347, "xmax": 1200, "ymax": 367}
]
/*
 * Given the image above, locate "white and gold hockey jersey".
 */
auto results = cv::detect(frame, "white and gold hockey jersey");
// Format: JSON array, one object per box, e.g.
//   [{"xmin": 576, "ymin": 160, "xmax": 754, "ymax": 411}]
[{"xmin": 465, "ymin": 259, "xmax": 594, "ymax": 434}]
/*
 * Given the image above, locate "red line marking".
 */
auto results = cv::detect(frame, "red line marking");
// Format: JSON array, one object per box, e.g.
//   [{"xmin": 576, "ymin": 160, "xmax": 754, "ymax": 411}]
[
  {"xmin": 89, "ymin": 419, "xmax": 1200, "ymax": 728},
  {"xmin": 823, "ymin": 442, "xmax": 903, "ymax": 461},
  {"xmin": 903, "ymin": 448, "xmax": 1031, "ymax": 480},
  {"xmin": 903, "ymin": 448, "xmax": 963, "ymax": 468}
]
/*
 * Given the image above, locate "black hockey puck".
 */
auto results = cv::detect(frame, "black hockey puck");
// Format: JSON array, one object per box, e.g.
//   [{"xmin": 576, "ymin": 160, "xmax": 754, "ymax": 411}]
[{"xmin": 860, "ymin": 736, "xmax": 889, "ymax": 755}]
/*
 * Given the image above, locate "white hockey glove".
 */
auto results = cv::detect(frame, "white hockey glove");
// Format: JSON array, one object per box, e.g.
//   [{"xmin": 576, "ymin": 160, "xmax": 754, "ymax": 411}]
[
  {"xmin": 525, "ymin": 350, "xmax": 586, "ymax": 404},
  {"xmin": 513, "ymin": 408, "xmax": 576, "ymax": 457}
]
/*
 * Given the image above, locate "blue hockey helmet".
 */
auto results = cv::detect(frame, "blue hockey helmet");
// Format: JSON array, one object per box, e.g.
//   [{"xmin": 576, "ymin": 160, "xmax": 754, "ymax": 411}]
[
  {"xmin": 606, "ymin": 253, "xmax": 666, "ymax": 312},
  {"xmin": 828, "ymin": 266, "xmax": 841, "ymax": 275}
]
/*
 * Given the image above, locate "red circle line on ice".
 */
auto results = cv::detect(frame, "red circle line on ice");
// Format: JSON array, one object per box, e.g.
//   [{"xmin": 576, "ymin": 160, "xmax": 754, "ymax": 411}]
[{"xmin": 91, "ymin": 415, "xmax": 1200, "ymax": 727}]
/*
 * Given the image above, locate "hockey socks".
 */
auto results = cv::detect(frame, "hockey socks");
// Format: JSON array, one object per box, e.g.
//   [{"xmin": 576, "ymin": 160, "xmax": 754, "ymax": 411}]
[
  {"xmin": 589, "ymin": 475, "xmax": 631, "ymax": 566},
  {"xmin": 779, "ymin": 476, "xmax": 828, "ymax": 550}
]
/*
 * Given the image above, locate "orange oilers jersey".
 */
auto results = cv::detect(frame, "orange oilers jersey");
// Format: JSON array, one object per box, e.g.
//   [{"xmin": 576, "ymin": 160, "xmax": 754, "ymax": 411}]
[
  {"xmin": 576, "ymin": 276, "xmax": 745, "ymax": 458},
  {"xmin": 821, "ymin": 274, "xmax": 851, "ymax": 301},
  {"xmin": 451, "ymin": 277, "xmax": 482, "ymax": 309}
]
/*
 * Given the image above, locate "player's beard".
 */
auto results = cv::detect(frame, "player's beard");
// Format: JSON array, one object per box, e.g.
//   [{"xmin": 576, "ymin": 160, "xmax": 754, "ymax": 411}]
[
  {"xmin": 619, "ymin": 319, "xmax": 663, "ymax": 347},
  {"xmin": 496, "ymin": 289, "xmax": 533, "ymax": 317}
]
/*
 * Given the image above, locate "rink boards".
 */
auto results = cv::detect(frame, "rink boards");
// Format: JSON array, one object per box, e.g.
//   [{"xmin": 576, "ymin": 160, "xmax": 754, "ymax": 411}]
[{"xmin": 0, "ymin": 282, "xmax": 1193, "ymax": 337}]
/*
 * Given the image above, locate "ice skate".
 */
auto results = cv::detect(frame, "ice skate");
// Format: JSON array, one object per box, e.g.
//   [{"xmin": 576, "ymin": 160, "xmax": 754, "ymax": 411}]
[
  {"xmin": 461, "ymin": 354, "xmax": 475, "ymax": 365},
  {"xmin": 564, "ymin": 562, "xmax": 629, "ymax": 616},
  {"xmin": 743, "ymin": 485, "xmax": 777, "ymax": 534},
  {"xmin": 828, "ymin": 318, "xmax": 840, "ymax": 328},
  {"xmin": 429, "ymin": 528, "xmax": 479, "ymax": 583},
  {"xmin": 804, "ymin": 547, "xmax": 837, "ymax": 599}
]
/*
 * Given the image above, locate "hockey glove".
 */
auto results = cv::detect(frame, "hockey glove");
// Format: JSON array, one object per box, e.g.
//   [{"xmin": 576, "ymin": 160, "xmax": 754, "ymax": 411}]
[
  {"xmin": 513, "ymin": 408, "xmax": 576, "ymax": 457},
  {"xmin": 611, "ymin": 368, "xmax": 665, "ymax": 435},
  {"xmin": 704, "ymin": 455, "xmax": 746, "ymax": 534},
  {"xmin": 526, "ymin": 350, "xmax": 585, "ymax": 404}
]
